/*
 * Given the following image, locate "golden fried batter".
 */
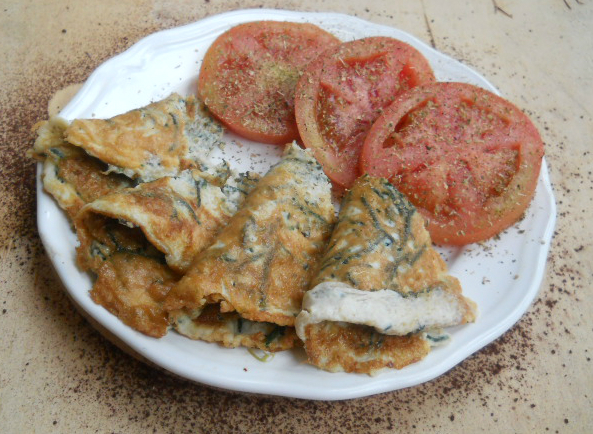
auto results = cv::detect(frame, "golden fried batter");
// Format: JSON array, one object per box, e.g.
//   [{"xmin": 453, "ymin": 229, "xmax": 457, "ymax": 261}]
[
  {"xmin": 297, "ymin": 175, "xmax": 476, "ymax": 374},
  {"xmin": 73, "ymin": 168, "xmax": 258, "ymax": 337},
  {"xmin": 65, "ymin": 93, "xmax": 223, "ymax": 181},
  {"xmin": 302, "ymin": 321, "xmax": 430, "ymax": 373},
  {"xmin": 165, "ymin": 143, "xmax": 336, "ymax": 333},
  {"xmin": 32, "ymin": 118, "xmax": 132, "ymax": 220},
  {"xmin": 75, "ymin": 169, "xmax": 259, "ymax": 274},
  {"xmin": 91, "ymin": 252, "xmax": 180, "ymax": 338}
]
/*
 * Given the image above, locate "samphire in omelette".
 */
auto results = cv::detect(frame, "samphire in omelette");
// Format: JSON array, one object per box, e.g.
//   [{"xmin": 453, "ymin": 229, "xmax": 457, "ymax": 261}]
[
  {"xmin": 295, "ymin": 175, "xmax": 477, "ymax": 374},
  {"xmin": 30, "ymin": 93, "xmax": 260, "ymax": 338},
  {"xmin": 64, "ymin": 93, "xmax": 224, "ymax": 181},
  {"xmin": 30, "ymin": 117, "xmax": 134, "ymax": 219},
  {"xmin": 164, "ymin": 143, "xmax": 336, "ymax": 351},
  {"xmin": 74, "ymin": 166, "xmax": 259, "ymax": 337},
  {"xmin": 75, "ymin": 165, "xmax": 259, "ymax": 275}
]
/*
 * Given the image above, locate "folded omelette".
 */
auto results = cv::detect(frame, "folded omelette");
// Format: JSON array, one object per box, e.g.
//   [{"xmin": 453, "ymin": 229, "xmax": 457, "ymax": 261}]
[
  {"xmin": 295, "ymin": 175, "xmax": 477, "ymax": 374},
  {"xmin": 64, "ymin": 93, "xmax": 224, "ymax": 181},
  {"xmin": 74, "ymin": 167, "xmax": 259, "ymax": 337},
  {"xmin": 165, "ymin": 143, "xmax": 336, "ymax": 351},
  {"xmin": 31, "ymin": 117, "xmax": 133, "ymax": 220},
  {"xmin": 75, "ymin": 166, "xmax": 259, "ymax": 274}
]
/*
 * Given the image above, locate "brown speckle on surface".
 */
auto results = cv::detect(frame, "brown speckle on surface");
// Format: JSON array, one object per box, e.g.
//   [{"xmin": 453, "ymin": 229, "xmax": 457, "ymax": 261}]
[{"xmin": 1, "ymin": 1, "xmax": 592, "ymax": 433}]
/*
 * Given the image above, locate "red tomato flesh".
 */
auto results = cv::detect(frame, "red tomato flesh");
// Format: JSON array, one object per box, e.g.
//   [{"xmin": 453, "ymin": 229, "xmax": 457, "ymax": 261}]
[
  {"xmin": 295, "ymin": 37, "xmax": 435, "ymax": 189},
  {"xmin": 360, "ymin": 82, "xmax": 544, "ymax": 245},
  {"xmin": 198, "ymin": 21, "xmax": 340, "ymax": 145}
]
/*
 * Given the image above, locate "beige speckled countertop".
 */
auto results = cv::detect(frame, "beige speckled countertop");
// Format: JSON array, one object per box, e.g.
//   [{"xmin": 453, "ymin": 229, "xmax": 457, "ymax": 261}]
[{"xmin": 1, "ymin": 1, "xmax": 592, "ymax": 432}]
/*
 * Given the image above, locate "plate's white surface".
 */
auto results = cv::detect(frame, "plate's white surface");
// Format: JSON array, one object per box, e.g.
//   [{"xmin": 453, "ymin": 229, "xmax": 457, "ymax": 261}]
[{"xmin": 36, "ymin": 9, "xmax": 556, "ymax": 400}]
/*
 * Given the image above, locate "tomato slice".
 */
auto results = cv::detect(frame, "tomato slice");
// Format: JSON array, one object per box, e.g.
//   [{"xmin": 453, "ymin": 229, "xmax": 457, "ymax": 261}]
[
  {"xmin": 360, "ymin": 82, "xmax": 544, "ymax": 245},
  {"xmin": 198, "ymin": 21, "xmax": 340, "ymax": 145},
  {"xmin": 294, "ymin": 37, "xmax": 435, "ymax": 189}
]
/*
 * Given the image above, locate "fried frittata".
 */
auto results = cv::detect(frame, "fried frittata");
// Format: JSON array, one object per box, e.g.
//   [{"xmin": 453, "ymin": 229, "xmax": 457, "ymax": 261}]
[
  {"xmin": 165, "ymin": 143, "xmax": 336, "ymax": 350},
  {"xmin": 75, "ymin": 167, "xmax": 259, "ymax": 274},
  {"xmin": 31, "ymin": 117, "xmax": 133, "ymax": 220},
  {"xmin": 296, "ymin": 175, "xmax": 476, "ymax": 374},
  {"xmin": 64, "ymin": 93, "xmax": 224, "ymax": 181},
  {"xmin": 73, "ymin": 167, "xmax": 258, "ymax": 337}
]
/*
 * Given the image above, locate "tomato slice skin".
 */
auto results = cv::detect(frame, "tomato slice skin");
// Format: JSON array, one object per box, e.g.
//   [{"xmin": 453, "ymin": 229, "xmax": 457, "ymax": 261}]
[
  {"xmin": 294, "ymin": 37, "xmax": 435, "ymax": 189},
  {"xmin": 198, "ymin": 21, "xmax": 340, "ymax": 145},
  {"xmin": 360, "ymin": 82, "xmax": 544, "ymax": 245}
]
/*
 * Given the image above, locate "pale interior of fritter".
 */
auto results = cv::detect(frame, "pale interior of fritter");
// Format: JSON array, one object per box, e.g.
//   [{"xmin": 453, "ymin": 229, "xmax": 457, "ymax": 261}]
[
  {"xmin": 169, "ymin": 304, "xmax": 300, "ymax": 352},
  {"xmin": 296, "ymin": 281, "xmax": 472, "ymax": 340}
]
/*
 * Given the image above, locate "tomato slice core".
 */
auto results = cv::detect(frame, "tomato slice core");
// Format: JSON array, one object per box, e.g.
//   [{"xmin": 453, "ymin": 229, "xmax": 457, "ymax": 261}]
[{"xmin": 360, "ymin": 82, "xmax": 544, "ymax": 245}]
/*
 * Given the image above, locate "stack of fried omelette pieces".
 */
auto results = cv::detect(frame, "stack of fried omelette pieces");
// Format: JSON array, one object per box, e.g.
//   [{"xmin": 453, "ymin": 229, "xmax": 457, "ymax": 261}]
[{"xmin": 31, "ymin": 94, "xmax": 476, "ymax": 375}]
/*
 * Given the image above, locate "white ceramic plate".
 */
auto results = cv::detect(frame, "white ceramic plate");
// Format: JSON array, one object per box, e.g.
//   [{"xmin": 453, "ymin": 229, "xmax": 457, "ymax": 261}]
[{"xmin": 36, "ymin": 9, "xmax": 556, "ymax": 400}]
